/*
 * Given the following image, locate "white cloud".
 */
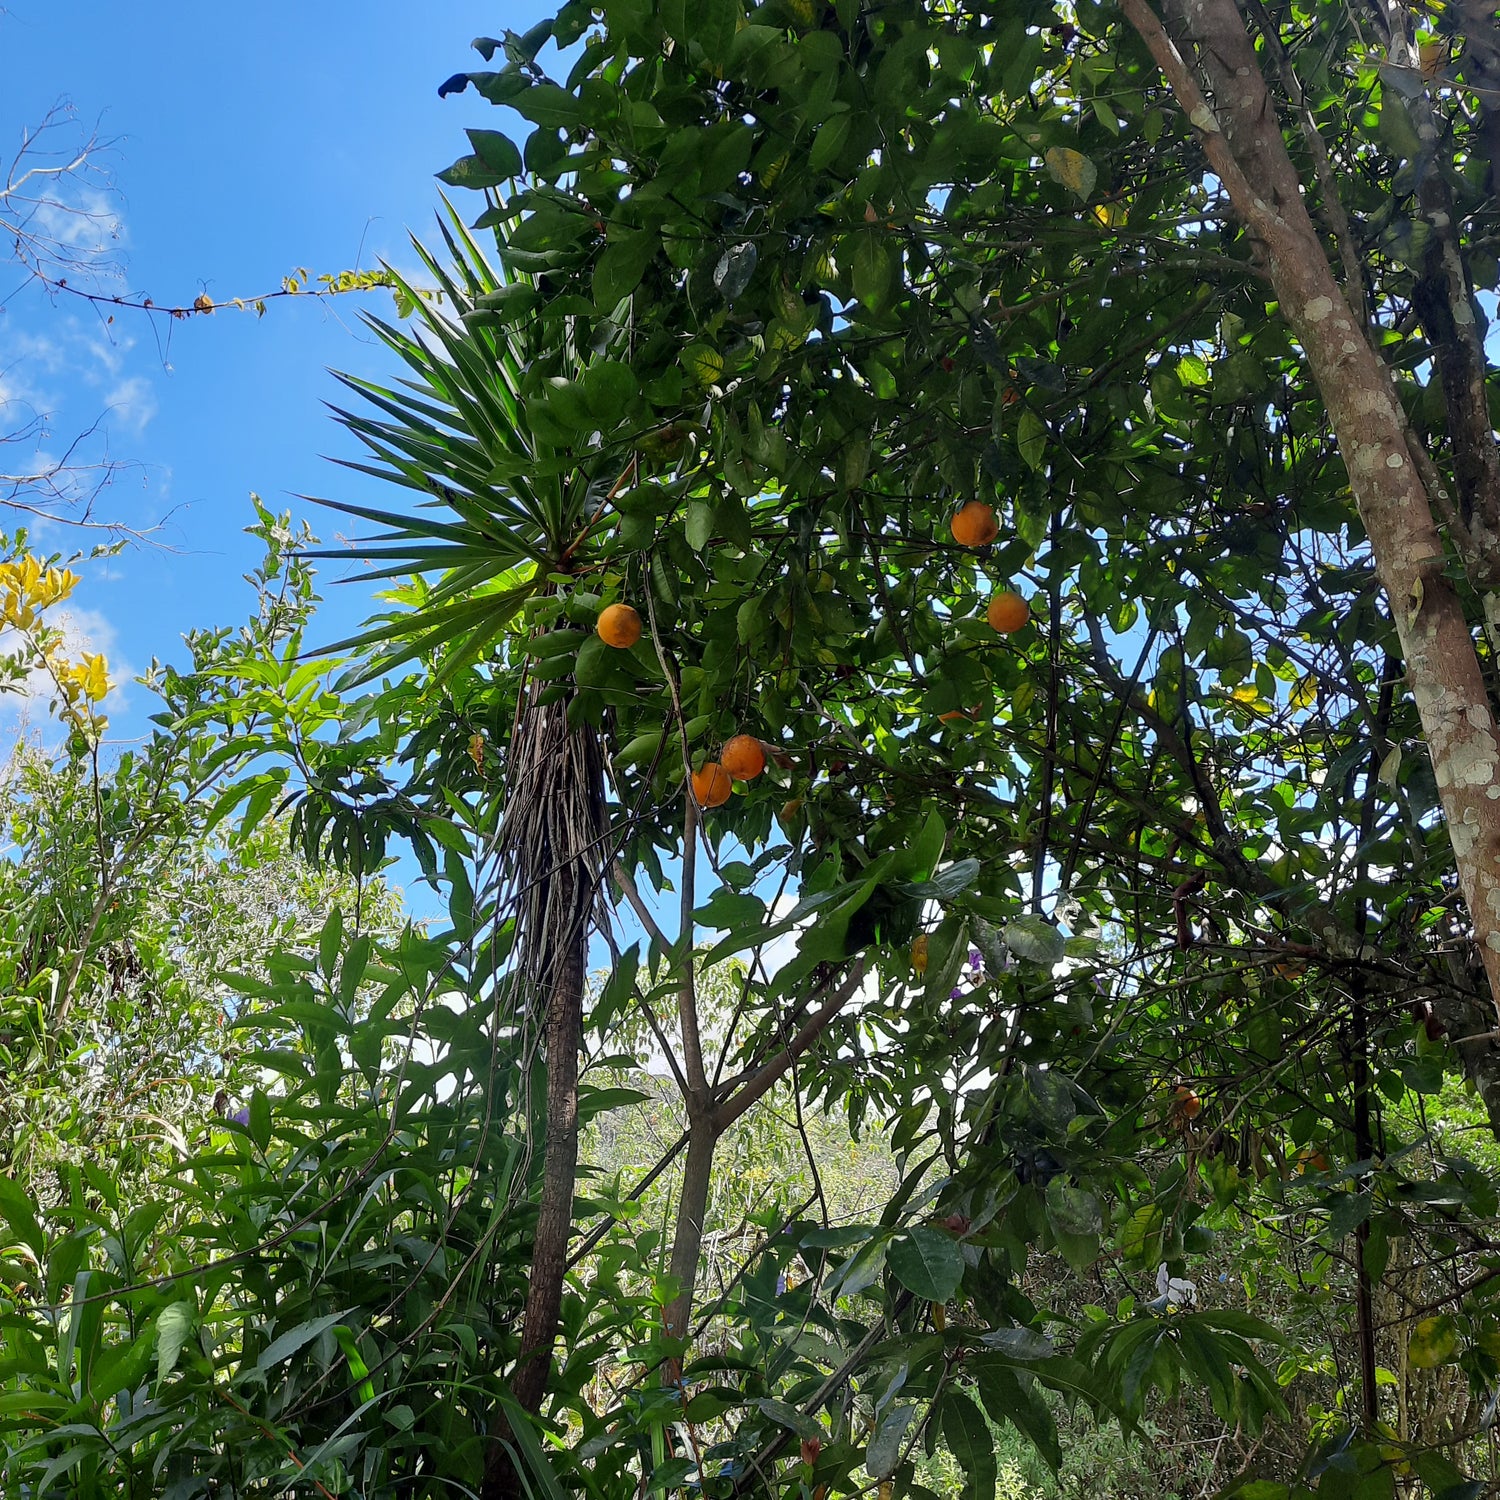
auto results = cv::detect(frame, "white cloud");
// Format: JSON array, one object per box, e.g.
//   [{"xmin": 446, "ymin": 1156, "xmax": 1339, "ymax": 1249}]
[
  {"xmin": 103, "ymin": 375, "xmax": 156, "ymax": 435},
  {"xmin": 29, "ymin": 188, "xmax": 124, "ymax": 254},
  {"xmin": 0, "ymin": 602, "xmax": 133, "ymax": 728}
]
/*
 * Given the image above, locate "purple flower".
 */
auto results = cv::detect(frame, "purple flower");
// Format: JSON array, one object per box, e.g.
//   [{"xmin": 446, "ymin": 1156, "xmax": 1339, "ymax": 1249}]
[
  {"xmin": 231, "ymin": 1107, "xmax": 250, "ymax": 1127},
  {"xmin": 969, "ymin": 948, "xmax": 983, "ymax": 969}
]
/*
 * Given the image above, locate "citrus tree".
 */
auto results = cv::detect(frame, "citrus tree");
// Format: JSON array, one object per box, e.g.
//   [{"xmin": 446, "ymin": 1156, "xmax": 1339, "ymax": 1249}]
[{"xmin": 287, "ymin": 0, "xmax": 1500, "ymax": 1493}]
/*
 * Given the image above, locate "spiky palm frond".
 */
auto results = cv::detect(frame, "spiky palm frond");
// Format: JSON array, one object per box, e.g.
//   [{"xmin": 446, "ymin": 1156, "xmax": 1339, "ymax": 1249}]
[{"xmin": 309, "ymin": 203, "xmax": 622, "ymax": 688}]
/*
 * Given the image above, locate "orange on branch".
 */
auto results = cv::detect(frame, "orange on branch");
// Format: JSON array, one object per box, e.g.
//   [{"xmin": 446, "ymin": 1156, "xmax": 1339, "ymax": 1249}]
[
  {"xmin": 987, "ymin": 590, "xmax": 1030, "ymax": 634},
  {"xmin": 691, "ymin": 761, "xmax": 733, "ymax": 808},
  {"xmin": 596, "ymin": 602, "xmax": 642, "ymax": 649},
  {"xmin": 720, "ymin": 734, "xmax": 767, "ymax": 781},
  {"xmin": 950, "ymin": 500, "xmax": 999, "ymax": 547}
]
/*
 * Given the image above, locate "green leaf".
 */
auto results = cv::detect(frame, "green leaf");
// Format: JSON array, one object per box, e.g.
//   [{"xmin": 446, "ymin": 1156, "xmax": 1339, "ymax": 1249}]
[
  {"xmin": 437, "ymin": 153, "xmax": 511, "ymax": 190},
  {"xmin": 1046, "ymin": 1177, "xmax": 1103, "ymax": 1237},
  {"xmin": 0, "ymin": 1173, "xmax": 45, "ymax": 1258},
  {"xmin": 155, "ymin": 1301, "xmax": 195, "ymax": 1390},
  {"xmin": 808, "ymin": 112, "xmax": 851, "ymax": 173},
  {"xmin": 1017, "ymin": 409, "xmax": 1047, "ymax": 472},
  {"xmin": 867, "ymin": 1403, "xmax": 917, "ymax": 1478},
  {"xmin": 333, "ymin": 1324, "xmax": 376, "ymax": 1404},
  {"xmin": 681, "ymin": 342, "xmax": 724, "ymax": 387},
  {"xmin": 1004, "ymin": 914, "xmax": 1064, "ymax": 965},
  {"xmin": 255, "ymin": 1310, "xmax": 350, "ymax": 1373},
  {"xmin": 1119, "ymin": 1203, "xmax": 1165, "ymax": 1263},
  {"xmin": 751, "ymin": 1397, "xmax": 823, "ymax": 1440},
  {"xmin": 886, "ymin": 1225, "xmax": 965, "ymax": 1301},
  {"xmin": 974, "ymin": 1356, "xmax": 1061, "ymax": 1473},
  {"xmin": 1408, "ymin": 1315, "xmax": 1458, "ymax": 1369},
  {"xmin": 942, "ymin": 1389, "xmax": 997, "ymax": 1500},
  {"xmin": 686, "ymin": 498, "xmax": 716, "ymax": 552},
  {"xmin": 594, "ymin": 230, "xmax": 656, "ymax": 309},
  {"xmin": 980, "ymin": 1326, "xmax": 1055, "ymax": 1361},
  {"xmin": 248, "ymin": 1087, "xmax": 272, "ymax": 1151},
  {"xmin": 467, "ymin": 127, "xmax": 523, "ymax": 178},
  {"xmin": 852, "ymin": 233, "xmax": 895, "ymax": 312}
]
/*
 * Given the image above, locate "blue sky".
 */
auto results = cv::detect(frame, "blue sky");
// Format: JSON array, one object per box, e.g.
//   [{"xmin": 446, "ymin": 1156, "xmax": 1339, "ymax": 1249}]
[{"xmin": 2, "ymin": 0, "xmax": 550, "ymax": 732}]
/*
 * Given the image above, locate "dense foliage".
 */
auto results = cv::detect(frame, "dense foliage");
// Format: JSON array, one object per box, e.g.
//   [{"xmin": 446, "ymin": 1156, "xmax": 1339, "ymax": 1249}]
[{"xmin": 10, "ymin": 0, "xmax": 1500, "ymax": 1496}]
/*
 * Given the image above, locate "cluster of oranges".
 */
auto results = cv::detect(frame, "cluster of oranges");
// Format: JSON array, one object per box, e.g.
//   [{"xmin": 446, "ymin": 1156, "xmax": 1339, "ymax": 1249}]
[
  {"xmin": 691, "ymin": 735, "xmax": 765, "ymax": 807},
  {"xmin": 591, "ymin": 499, "xmax": 1026, "ymax": 804},
  {"xmin": 950, "ymin": 501, "xmax": 1030, "ymax": 634},
  {"xmin": 593, "ymin": 602, "xmax": 766, "ymax": 807}
]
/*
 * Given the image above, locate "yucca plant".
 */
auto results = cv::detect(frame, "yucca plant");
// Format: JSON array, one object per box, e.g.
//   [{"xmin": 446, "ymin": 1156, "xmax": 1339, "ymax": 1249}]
[{"xmin": 311, "ymin": 207, "xmax": 641, "ymax": 1498}]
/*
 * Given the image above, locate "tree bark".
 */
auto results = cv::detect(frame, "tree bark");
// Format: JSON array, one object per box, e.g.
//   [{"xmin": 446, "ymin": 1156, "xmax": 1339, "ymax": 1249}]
[
  {"xmin": 661, "ymin": 1120, "xmax": 718, "ymax": 1345},
  {"xmin": 657, "ymin": 961, "xmax": 867, "ymax": 1351},
  {"xmin": 512, "ymin": 934, "xmax": 586, "ymax": 1413},
  {"xmin": 1122, "ymin": 0, "xmax": 1500, "ymax": 1015},
  {"xmin": 484, "ymin": 687, "xmax": 603, "ymax": 1500},
  {"xmin": 484, "ymin": 927, "xmax": 586, "ymax": 1500}
]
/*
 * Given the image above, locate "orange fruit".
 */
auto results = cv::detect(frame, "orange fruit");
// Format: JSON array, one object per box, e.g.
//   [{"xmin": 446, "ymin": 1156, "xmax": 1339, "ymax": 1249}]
[
  {"xmin": 986, "ymin": 590, "xmax": 1029, "ymax": 634},
  {"xmin": 720, "ymin": 734, "xmax": 766, "ymax": 781},
  {"xmin": 596, "ymin": 602, "xmax": 642, "ymax": 649},
  {"xmin": 950, "ymin": 500, "xmax": 999, "ymax": 547},
  {"xmin": 691, "ymin": 761, "xmax": 732, "ymax": 808},
  {"xmin": 1173, "ymin": 1085, "xmax": 1202, "ymax": 1120}
]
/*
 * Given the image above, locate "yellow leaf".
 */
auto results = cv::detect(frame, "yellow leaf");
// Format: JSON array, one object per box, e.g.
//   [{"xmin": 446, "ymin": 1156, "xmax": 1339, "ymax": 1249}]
[
  {"xmin": 1289, "ymin": 673, "xmax": 1317, "ymax": 710},
  {"xmin": 79, "ymin": 652, "xmax": 109, "ymax": 702},
  {"xmin": 1044, "ymin": 146, "xmax": 1098, "ymax": 202},
  {"xmin": 1408, "ymin": 1316, "xmax": 1458, "ymax": 1369},
  {"xmin": 1092, "ymin": 198, "xmax": 1129, "ymax": 228},
  {"xmin": 681, "ymin": 342, "xmax": 724, "ymax": 388}
]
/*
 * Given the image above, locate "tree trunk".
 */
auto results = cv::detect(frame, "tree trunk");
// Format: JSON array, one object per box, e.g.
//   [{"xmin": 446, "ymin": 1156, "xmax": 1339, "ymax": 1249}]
[
  {"xmin": 484, "ymin": 922, "xmax": 586, "ymax": 1500},
  {"xmin": 661, "ymin": 1119, "xmax": 718, "ymax": 1346},
  {"xmin": 1122, "ymin": 0, "xmax": 1500, "ymax": 1014},
  {"xmin": 484, "ymin": 689, "xmax": 603, "ymax": 1500},
  {"xmin": 512, "ymin": 933, "xmax": 586, "ymax": 1413}
]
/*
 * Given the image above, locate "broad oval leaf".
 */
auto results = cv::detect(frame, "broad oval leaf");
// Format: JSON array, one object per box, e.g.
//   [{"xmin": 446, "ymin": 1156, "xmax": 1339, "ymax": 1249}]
[
  {"xmin": 886, "ymin": 1225, "xmax": 965, "ymax": 1302},
  {"xmin": 1043, "ymin": 145, "xmax": 1098, "ymax": 201}
]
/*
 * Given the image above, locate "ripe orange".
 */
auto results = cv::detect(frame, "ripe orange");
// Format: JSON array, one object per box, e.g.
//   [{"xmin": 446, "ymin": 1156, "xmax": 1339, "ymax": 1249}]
[
  {"xmin": 596, "ymin": 602, "xmax": 642, "ymax": 649},
  {"xmin": 691, "ymin": 761, "xmax": 732, "ymax": 808},
  {"xmin": 720, "ymin": 734, "xmax": 766, "ymax": 781},
  {"xmin": 1173, "ymin": 1085, "xmax": 1202, "ymax": 1120},
  {"xmin": 950, "ymin": 500, "xmax": 999, "ymax": 547},
  {"xmin": 986, "ymin": 590, "xmax": 1029, "ymax": 634}
]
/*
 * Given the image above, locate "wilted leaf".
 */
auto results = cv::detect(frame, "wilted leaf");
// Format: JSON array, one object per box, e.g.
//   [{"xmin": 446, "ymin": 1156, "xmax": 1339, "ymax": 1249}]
[
  {"xmin": 1044, "ymin": 146, "xmax": 1097, "ymax": 201},
  {"xmin": 1408, "ymin": 1315, "xmax": 1458, "ymax": 1368}
]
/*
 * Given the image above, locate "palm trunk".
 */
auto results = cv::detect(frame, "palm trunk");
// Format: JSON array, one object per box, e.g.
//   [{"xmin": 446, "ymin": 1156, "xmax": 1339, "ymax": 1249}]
[
  {"xmin": 511, "ymin": 928, "xmax": 585, "ymax": 1412},
  {"xmin": 484, "ymin": 691, "xmax": 603, "ymax": 1500}
]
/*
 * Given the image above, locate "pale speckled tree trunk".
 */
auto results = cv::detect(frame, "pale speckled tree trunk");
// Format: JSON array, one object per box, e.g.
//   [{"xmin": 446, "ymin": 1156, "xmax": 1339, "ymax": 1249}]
[{"xmin": 1121, "ymin": 0, "xmax": 1500, "ymax": 1022}]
